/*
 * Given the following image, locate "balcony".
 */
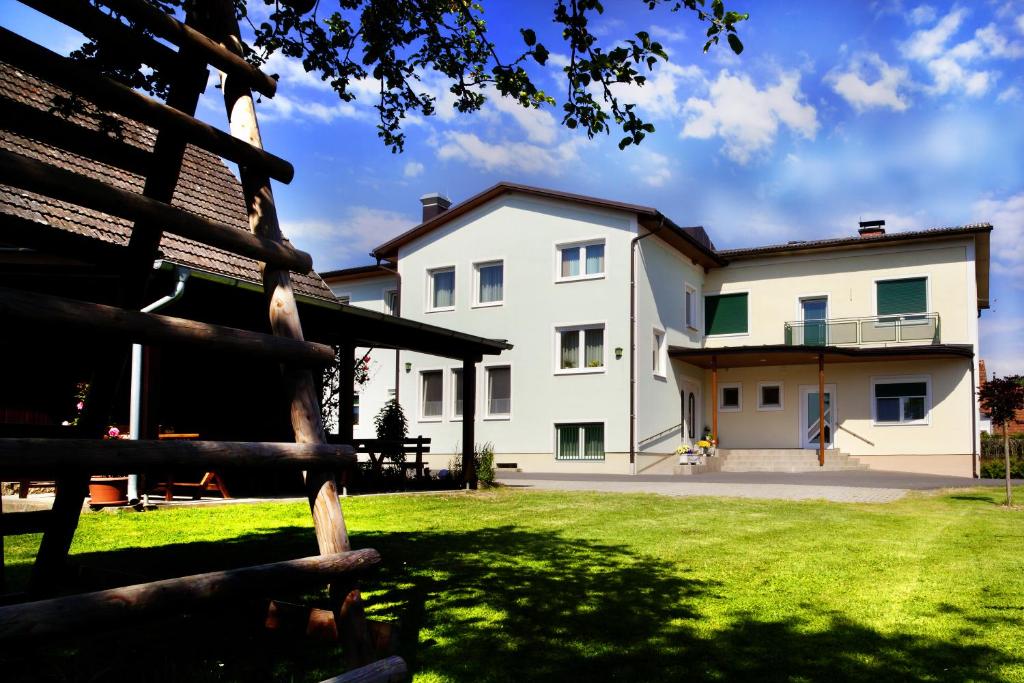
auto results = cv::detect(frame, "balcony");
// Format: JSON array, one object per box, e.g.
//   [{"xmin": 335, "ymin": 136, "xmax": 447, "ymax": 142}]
[{"xmin": 784, "ymin": 313, "xmax": 941, "ymax": 347}]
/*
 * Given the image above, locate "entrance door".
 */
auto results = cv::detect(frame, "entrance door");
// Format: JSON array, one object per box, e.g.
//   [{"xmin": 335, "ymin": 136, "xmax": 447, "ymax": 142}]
[
  {"xmin": 799, "ymin": 384, "xmax": 836, "ymax": 449},
  {"xmin": 681, "ymin": 382, "xmax": 700, "ymax": 446},
  {"xmin": 801, "ymin": 297, "xmax": 828, "ymax": 346}
]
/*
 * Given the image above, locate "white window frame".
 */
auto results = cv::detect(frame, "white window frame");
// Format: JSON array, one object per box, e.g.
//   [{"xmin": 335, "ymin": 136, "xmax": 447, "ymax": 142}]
[
  {"xmin": 472, "ymin": 259, "xmax": 505, "ymax": 308},
  {"xmin": 555, "ymin": 239, "xmax": 606, "ymax": 283},
  {"xmin": 426, "ymin": 266, "xmax": 456, "ymax": 313},
  {"xmin": 652, "ymin": 327, "xmax": 667, "ymax": 379},
  {"xmin": 703, "ymin": 290, "xmax": 751, "ymax": 338},
  {"xmin": 757, "ymin": 381, "xmax": 784, "ymax": 412},
  {"xmin": 553, "ymin": 421, "xmax": 606, "ymax": 461},
  {"xmin": 484, "ymin": 364, "xmax": 512, "ymax": 420},
  {"xmin": 870, "ymin": 375, "xmax": 932, "ymax": 426},
  {"xmin": 684, "ymin": 282, "xmax": 699, "ymax": 331},
  {"xmin": 450, "ymin": 367, "xmax": 464, "ymax": 422},
  {"xmin": 553, "ymin": 322, "xmax": 606, "ymax": 375},
  {"xmin": 418, "ymin": 368, "xmax": 445, "ymax": 422},
  {"xmin": 718, "ymin": 382, "xmax": 742, "ymax": 412},
  {"xmin": 383, "ymin": 288, "xmax": 399, "ymax": 316}
]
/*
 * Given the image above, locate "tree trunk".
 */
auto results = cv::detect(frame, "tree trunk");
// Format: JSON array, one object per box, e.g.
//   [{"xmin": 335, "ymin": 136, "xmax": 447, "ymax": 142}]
[{"xmin": 1005, "ymin": 424, "xmax": 1012, "ymax": 506}]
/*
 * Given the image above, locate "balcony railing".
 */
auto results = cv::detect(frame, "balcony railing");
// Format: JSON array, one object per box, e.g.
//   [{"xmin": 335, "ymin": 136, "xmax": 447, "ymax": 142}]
[{"xmin": 783, "ymin": 312, "xmax": 941, "ymax": 347}]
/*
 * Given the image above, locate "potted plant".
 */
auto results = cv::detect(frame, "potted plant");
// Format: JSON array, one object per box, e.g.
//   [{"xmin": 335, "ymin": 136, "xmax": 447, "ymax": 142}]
[
  {"xmin": 675, "ymin": 443, "xmax": 697, "ymax": 465},
  {"xmin": 89, "ymin": 426, "xmax": 129, "ymax": 508}
]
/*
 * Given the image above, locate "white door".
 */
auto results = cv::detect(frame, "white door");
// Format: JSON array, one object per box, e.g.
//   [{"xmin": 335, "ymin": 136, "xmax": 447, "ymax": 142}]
[
  {"xmin": 681, "ymin": 382, "xmax": 701, "ymax": 446},
  {"xmin": 799, "ymin": 384, "xmax": 836, "ymax": 449}
]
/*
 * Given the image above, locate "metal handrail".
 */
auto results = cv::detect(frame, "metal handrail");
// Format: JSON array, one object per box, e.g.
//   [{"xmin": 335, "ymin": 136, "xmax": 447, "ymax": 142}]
[
  {"xmin": 783, "ymin": 312, "xmax": 940, "ymax": 346},
  {"xmin": 638, "ymin": 423, "xmax": 682, "ymax": 445}
]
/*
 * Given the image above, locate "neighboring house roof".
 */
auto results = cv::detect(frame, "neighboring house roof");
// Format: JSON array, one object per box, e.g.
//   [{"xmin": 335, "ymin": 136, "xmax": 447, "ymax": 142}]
[
  {"xmin": 978, "ymin": 359, "xmax": 1024, "ymax": 434},
  {"xmin": 0, "ymin": 61, "xmax": 336, "ymax": 302},
  {"xmin": 371, "ymin": 181, "xmax": 725, "ymax": 269},
  {"xmin": 320, "ymin": 264, "xmax": 395, "ymax": 283}
]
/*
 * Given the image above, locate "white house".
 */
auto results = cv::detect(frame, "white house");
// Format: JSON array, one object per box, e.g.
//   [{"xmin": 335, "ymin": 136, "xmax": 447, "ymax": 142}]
[{"xmin": 322, "ymin": 182, "xmax": 991, "ymax": 478}]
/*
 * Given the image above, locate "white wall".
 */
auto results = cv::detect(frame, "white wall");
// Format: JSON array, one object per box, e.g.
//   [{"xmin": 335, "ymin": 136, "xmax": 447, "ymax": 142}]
[{"xmin": 395, "ymin": 193, "xmax": 637, "ymax": 469}]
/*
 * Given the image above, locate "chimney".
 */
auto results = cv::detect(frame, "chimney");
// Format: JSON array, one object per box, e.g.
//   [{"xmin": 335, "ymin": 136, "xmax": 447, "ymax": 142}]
[
  {"xmin": 858, "ymin": 219, "xmax": 886, "ymax": 238},
  {"xmin": 420, "ymin": 192, "xmax": 451, "ymax": 222}
]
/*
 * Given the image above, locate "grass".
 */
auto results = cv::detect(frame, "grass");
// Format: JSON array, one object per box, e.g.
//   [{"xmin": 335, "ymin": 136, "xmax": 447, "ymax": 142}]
[{"xmin": 3, "ymin": 486, "xmax": 1024, "ymax": 682}]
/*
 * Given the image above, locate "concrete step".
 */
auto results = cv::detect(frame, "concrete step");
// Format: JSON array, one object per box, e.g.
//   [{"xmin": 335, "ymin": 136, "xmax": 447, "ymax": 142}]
[{"xmin": 712, "ymin": 449, "xmax": 867, "ymax": 473}]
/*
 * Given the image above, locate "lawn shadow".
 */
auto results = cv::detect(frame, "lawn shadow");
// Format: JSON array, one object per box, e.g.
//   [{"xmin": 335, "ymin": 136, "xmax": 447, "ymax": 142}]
[{"xmin": 2, "ymin": 523, "xmax": 1020, "ymax": 682}]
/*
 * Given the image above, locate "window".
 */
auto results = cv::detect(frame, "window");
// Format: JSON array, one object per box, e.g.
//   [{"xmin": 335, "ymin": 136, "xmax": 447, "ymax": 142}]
[
  {"xmin": 719, "ymin": 383, "xmax": 742, "ymax": 412},
  {"xmin": 420, "ymin": 370, "xmax": 443, "ymax": 419},
  {"xmin": 352, "ymin": 393, "xmax": 360, "ymax": 425},
  {"xmin": 558, "ymin": 241, "xmax": 605, "ymax": 280},
  {"xmin": 873, "ymin": 377, "xmax": 930, "ymax": 425},
  {"xmin": 705, "ymin": 293, "xmax": 748, "ymax": 335},
  {"xmin": 652, "ymin": 329, "xmax": 666, "ymax": 377},
  {"xmin": 555, "ymin": 423, "xmax": 605, "ymax": 460},
  {"xmin": 556, "ymin": 325, "xmax": 604, "ymax": 372},
  {"xmin": 687, "ymin": 392, "xmax": 696, "ymax": 439},
  {"xmin": 876, "ymin": 277, "xmax": 927, "ymax": 317},
  {"xmin": 475, "ymin": 261, "xmax": 504, "ymax": 306},
  {"xmin": 685, "ymin": 284, "xmax": 698, "ymax": 330},
  {"xmin": 486, "ymin": 366, "xmax": 511, "ymax": 417},
  {"xmin": 451, "ymin": 368, "xmax": 464, "ymax": 419},
  {"xmin": 758, "ymin": 382, "xmax": 783, "ymax": 411},
  {"xmin": 428, "ymin": 267, "xmax": 455, "ymax": 311},
  {"xmin": 384, "ymin": 289, "xmax": 399, "ymax": 316}
]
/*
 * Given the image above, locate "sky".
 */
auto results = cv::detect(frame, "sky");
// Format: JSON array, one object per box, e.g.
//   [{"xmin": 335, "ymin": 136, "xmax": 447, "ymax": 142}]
[{"xmin": 2, "ymin": 0, "xmax": 1022, "ymax": 375}]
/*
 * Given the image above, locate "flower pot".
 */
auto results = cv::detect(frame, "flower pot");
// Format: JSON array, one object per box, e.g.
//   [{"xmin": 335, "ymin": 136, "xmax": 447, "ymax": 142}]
[{"xmin": 89, "ymin": 476, "xmax": 128, "ymax": 508}]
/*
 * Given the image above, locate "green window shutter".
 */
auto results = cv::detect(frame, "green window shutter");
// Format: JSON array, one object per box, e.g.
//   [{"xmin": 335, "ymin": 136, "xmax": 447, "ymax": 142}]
[
  {"xmin": 705, "ymin": 293, "xmax": 748, "ymax": 335},
  {"xmin": 876, "ymin": 278, "xmax": 926, "ymax": 315},
  {"xmin": 874, "ymin": 382, "xmax": 927, "ymax": 398}
]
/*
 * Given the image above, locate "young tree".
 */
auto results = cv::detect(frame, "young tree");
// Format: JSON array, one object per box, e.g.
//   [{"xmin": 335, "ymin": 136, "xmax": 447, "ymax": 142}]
[
  {"xmin": 72, "ymin": 0, "xmax": 749, "ymax": 151},
  {"xmin": 979, "ymin": 374, "xmax": 1024, "ymax": 505},
  {"xmin": 373, "ymin": 398, "xmax": 408, "ymax": 475}
]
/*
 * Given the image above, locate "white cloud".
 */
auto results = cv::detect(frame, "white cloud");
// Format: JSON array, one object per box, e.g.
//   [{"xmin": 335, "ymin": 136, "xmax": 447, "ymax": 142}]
[
  {"xmin": 828, "ymin": 53, "xmax": 912, "ymax": 112},
  {"xmin": 629, "ymin": 150, "xmax": 673, "ymax": 187},
  {"xmin": 680, "ymin": 70, "xmax": 818, "ymax": 164},
  {"xmin": 925, "ymin": 57, "xmax": 994, "ymax": 96},
  {"xmin": 997, "ymin": 85, "xmax": 1023, "ymax": 102},
  {"xmin": 649, "ymin": 25, "xmax": 687, "ymax": 43},
  {"xmin": 973, "ymin": 193, "xmax": 1024, "ymax": 274},
  {"xmin": 435, "ymin": 132, "xmax": 580, "ymax": 175},
  {"xmin": 282, "ymin": 206, "xmax": 414, "ymax": 268},
  {"xmin": 403, "ymin": 161, "xmax": 425, "ymax": 178},
  {"xmin": 908, "ymin": 5, "xmax": 937, "ymax": 25},
  {"xmin": 490, "ymin": 97, "xmax": 559, "ymax": 144},
  {"xmin": 901, "ymin": 8, "xmax": 967, "ymax": 61},
  {"xmin": 606, "ymin": 62, "xmax": 704, "ymax": 120}
]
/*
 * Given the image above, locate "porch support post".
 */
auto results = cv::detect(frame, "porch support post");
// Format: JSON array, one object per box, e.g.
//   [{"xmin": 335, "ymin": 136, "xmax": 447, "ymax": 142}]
[
  {"xmin": 711, "ymin": 356, "xmax": 719, "ymax": 445},
  {"xmin": 338, "ymin": 343, "xmax": 355, "ymax": 444},
  {"xmin": 818, "ymin": 353, "xmax": 825, "ymax": 467},
  {"xmin": 462, "ymin": 356, "xmax": 478, "ymax": 490}
]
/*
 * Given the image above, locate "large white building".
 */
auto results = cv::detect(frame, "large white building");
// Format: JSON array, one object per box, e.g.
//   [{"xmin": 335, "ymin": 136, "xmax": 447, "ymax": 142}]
[{"xmin": 322, "ymin": 182, "xmax": 991, "ymax": 478}]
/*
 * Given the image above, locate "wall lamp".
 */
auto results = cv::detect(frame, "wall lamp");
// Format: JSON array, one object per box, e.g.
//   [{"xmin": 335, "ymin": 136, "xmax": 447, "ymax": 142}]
[
  {"xmin": 615, "ymin": 347, "xmax": 624, "ymax": 360},
  {"xmin": 404, "ymin": 362, "xmax": 412, "ymax": 373}
]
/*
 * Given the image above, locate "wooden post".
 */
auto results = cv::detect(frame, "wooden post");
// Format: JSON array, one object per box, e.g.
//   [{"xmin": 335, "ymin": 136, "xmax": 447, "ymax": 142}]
[
  {"xmin": 711, "ymin": 356, "xmax": 719, "ymax": 445},
  {"xmin": 818, "ymin": 353, "xmax": 826, "ymax": 467},
  {"xmin": 211, "ymin": 1, "xmax": 349, "ymax": 555},
  {"xmin": 338, "ymin": 344, "xmax": 355, "ymax": 445},
  {"xmin": 462, "ymin": 357, "xmax": 477, "ymax": 490}
]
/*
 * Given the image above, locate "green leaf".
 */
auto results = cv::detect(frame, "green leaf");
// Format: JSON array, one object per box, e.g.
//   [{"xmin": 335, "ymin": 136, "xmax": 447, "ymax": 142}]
[
  {"xmin": 534, "ymin": 44, "xmax": 549, "ymax": 65},
  {"xmin": 618, "ymin": 136, "xmax": 632, "ymax": 150},
  {"xmin": 727, "ymin": 33, "xmax": 744, "ymax": 54},
  {"xmin": 521, "ymin": 28, "xmax": 537, "ymax": 46}
]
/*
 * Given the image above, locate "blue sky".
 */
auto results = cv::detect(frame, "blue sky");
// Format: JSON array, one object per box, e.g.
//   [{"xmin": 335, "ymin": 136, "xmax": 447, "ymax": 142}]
[{"xmin": 3, "ymin": 0, "xmax": 1022, "ymax": 374}]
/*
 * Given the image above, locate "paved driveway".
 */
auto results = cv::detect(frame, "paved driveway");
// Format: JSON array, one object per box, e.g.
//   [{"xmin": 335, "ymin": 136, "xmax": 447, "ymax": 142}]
[{"xmin": 497, "ymin": 470, "xmax": 1012, "ymax": 503}]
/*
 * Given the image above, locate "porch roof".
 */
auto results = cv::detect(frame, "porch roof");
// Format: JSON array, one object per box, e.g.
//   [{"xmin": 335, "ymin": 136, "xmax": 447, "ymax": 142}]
[{"xmin": 668, "ymin": 343, "xmax": 974, "ymax": 369}]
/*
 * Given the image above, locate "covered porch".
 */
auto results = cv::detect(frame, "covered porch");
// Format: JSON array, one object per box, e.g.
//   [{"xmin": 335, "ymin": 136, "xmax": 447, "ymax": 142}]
[{"xmin": 669, "ymin": 344, "xmax": 976, "ymax": 473}]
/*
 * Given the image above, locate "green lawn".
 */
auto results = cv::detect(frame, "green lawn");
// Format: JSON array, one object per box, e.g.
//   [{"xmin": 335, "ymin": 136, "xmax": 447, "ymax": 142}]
[{"xmin": 3, "ymin": 487, "xmax": 1023, "ymax": 682}]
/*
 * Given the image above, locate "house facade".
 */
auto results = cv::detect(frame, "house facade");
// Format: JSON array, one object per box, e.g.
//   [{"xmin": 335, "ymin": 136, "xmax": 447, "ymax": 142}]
[{"xmin": 322, "ymin": 182, "xmax": 991, "ymax": 478}]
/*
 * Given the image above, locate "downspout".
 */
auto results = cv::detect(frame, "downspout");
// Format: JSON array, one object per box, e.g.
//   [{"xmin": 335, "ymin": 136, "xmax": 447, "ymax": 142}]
[
  {"xmin": 127, "ymin": 264, "xmax": 190, "ymax": 504},
  {"xmin": 376, "ymin": 258, "xmax": 402, "ymax": 403},
  {"xmin": 629, "ymin": 218, "xmax": 663, "ymax": 475},
  {"xmin": 970, "ymin": 358, "xmax": 978, "ymax": 478}
]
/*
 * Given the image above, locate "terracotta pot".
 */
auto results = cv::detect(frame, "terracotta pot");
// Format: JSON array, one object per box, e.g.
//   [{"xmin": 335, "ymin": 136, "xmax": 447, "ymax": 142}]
[{"xmin": 89, "ymin": 476, "xmax": 129, "ymax": 507}]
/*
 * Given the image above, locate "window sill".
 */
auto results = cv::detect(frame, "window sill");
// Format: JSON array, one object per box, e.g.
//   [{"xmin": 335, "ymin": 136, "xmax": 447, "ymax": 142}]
[
  {"xmin": 686, "ymin": 324, "xmax": 700, "ymax": 333},
  {"xmin": 471, "ymin": 301, "xmax": 503, "ymax": 309},
  {"xmin": 706, "ymin": 332, "xmax": 749, "ymax": 339},
  {"xmin": 718, "ymin": 406, "xmax": 741, "ymax": 413},
  {"xmin": 555, "ymin": 274, "xmax": 605, "ymax": 284},
  {"xmin": 418, "ymin": 417, "xmax": 443, "ymax": 423},
  {"xmin": 653, "ymin": 372, "xmax": 667, "ymax": 382},
  {"xmin": 872, "ymin": 420, "xmax": 930, "ymax": 427},
  {"xmin": 756, "ymin": 405, "xmax": 784, "ymax": 412},
  {"xmin": 484, "ymin": 415, "xmax": 511, "ymax": 421},
  {"xmin": 555, "ymin": 367, "xmax": 606, "ymax": 376},
  {"xmin": 425, "ymin": 307, "xmax": 455, "ymax": 314}
]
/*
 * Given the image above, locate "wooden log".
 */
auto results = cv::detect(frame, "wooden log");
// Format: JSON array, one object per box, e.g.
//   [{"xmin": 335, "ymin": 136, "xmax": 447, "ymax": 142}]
[
  {"xmin": 0, "ymin": 150, "xmax": 311, "ymax": 272},
  {"xmin": 16, "ymin": 0, "xmax": 183, "ymax": 77},
  {"xmin": 320, "ymin": 657, "xmax": 408, "ymax": 683},
  {"xmin": 0, "ymin": 438, "xmax": 356, "ymax": 478},
  {"xmin": 0, "ymin": 510, "xmax": 52, "ymax": 536},
  {"xmin": 0, "ymin": 28, "xmax": 293, "ymax": 183},
  {"xmin": 0, "ymin": 97, "xmax": 153, "ymax": 176},
  {"xmin": 264, "ymin": 600, "xmax": 400, "ymax": 652},
  {"xmin": 0, "ymin": 287, "xmax": 334, "ymax": 365},
  {"xmin": 211, "ymin": 1, "xmax": 350, "ymax": 557},
  {"xmin": 99, "ymin": 0, "xmax": 279, "ymax": 98},
  {"xmin": 29, "ymin": 475, "xmax": 89, "ymax": 595},
  {"xmin": 338, "ymin": 589, "xmax": 376, "ymax": 668},
  {"xmin": 0, "ymin": 549, "xmax": 381, "ymax": 641}
]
